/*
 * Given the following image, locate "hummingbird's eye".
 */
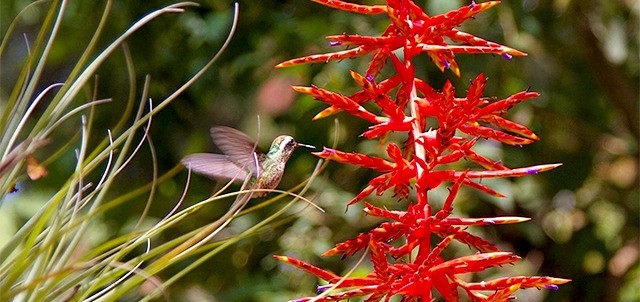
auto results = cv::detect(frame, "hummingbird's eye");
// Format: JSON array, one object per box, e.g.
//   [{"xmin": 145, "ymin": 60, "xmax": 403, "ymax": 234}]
[{"xmin": 280, "ymin": 136, "xmax": 296, "ymax": 151}]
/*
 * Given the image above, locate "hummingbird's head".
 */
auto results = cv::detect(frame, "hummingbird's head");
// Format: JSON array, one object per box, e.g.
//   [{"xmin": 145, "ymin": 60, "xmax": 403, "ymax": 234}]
[{"xmin": 269, "ymin": 136, "xmax": 315, "ymax": 160}]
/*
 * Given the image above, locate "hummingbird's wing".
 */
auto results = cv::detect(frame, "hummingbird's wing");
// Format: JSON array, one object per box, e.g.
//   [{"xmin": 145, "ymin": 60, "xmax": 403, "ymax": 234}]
[
  {"xmin": 181, "ymin": 153, "xmax": 249, "ymax": 182},
  {"xmin": 210, "ymin": 126, "xmax": 262, "ymax": 177}
]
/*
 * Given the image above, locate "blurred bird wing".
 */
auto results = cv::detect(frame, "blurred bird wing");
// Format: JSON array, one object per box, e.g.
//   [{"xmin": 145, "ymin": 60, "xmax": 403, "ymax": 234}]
[
  {"xmin": 210, "ymin": 126, "xmax": 261, "ymax": 176},
  {"xmin": 181, "ymin": 153, "xmax": 249, "ymax": 182}
]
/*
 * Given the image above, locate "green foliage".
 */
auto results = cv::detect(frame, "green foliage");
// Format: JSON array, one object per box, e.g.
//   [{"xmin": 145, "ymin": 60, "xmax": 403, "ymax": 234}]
[{"xmin": 0, "ymin": 1, "xmax": 323, "ymax": 301}]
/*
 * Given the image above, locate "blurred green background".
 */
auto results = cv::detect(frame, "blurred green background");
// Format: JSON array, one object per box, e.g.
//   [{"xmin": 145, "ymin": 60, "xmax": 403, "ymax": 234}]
[{"xmin": 1, "ymin": 0, "xmax": 637, "ymax": 301}]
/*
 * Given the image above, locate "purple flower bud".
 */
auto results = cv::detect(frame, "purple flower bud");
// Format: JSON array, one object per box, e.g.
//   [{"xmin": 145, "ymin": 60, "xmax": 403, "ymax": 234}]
[
  {"xmin": 527, "ymin": 168, "xmax": 539, "ymax": 175},
  {"xmin": 545, "ymin": 284, "xmax": 559, "ymax": 291},
  {"xmin": 329, "ymin": 41, "xmax": 341, "ymax": 47},
  {"xmin": 469, "ymin": 1, "xmax": 477, "ymax": 8},
  {"xmin": 316, "ymin": 284, "xmax": 332, "ymax": 292},
  {"xmin": 442, "ymin": 60, "xmax": 451, "ymax": 69},
  {"xmin": 366, "ymin": 74, "xmax": 375, "ymax": 82},
  {"xmin": 501, "ymin": 53, "xmax": 513, "ymax": 60}
]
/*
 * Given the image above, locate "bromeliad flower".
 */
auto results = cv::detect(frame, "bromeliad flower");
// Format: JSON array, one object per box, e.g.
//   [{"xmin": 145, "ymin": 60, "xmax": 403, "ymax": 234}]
[{"xmin": 276, "ymin": 0, "xmax": 570, "ymax": 300}]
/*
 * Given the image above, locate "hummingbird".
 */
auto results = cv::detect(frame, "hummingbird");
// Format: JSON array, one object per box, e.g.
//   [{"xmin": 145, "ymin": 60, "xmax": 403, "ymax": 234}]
[{"xmin": 181, "ymin": 126, "xmax": 314, "ymax": 198}]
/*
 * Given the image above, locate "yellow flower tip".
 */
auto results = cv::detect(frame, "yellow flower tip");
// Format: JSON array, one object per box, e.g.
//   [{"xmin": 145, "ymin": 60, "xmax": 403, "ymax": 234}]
[
  {"xmin": 312, "ymin": 113, "xmax": 327, "ymax": 121},
  {"xmin": 484, "ymin": 1, "xmax": 503, "ymax": 9},
  {"xmin": 321, "ymin": 250, "xmax": 336, "ymax": 257},
  {"xmin": 513, "ymin": 217, "xmax": 532, "ymax": 223},
  {"xmin": 451, "ymin": 66, "xmax": 461, "ymax": 77},
  {"xmin": 291, "ymin": 85, "xmax": 311, "ymax": 93},
  {"xmin": 508, "ymin": 283, "xmax": 522, "ymax": 291},
  {"xmin": 273, "ymin": 255, "xmax": 288, "ymax": 261},
  {"xmin": 540, "ymin": 163, "xmax": 563, "ymax": 172},
  {"xmin": 275, "ymin": 60, "xmax": 293, "ymax": 68},
  {"xmin": 313, "ymin": 107, "xmax": 338, "ymax": 120},
  {"xmin": 508, "ymin": 49, "xmax": 528, "ymax": 57}
]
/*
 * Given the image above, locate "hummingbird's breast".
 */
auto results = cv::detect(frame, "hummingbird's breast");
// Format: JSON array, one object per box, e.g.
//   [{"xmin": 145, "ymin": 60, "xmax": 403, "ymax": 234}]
[{"xmin": 254, "ymin": 160, "xmax": 286, "ymax": 192}]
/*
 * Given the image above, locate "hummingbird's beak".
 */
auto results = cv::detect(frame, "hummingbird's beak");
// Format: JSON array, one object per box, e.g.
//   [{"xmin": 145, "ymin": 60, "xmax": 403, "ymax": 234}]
[{"xmin": 296, "ymin": 142, "xmax": 315, "ymax": 149}]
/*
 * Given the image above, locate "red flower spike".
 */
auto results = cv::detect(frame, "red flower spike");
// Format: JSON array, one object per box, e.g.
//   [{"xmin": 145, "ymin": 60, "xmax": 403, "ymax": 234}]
[
  {"xmin": 274, "ymin": 255, "xmax": 339, "ymax": 281},
  {"xmin": 322, "ymin": 221, "xmax": 404, "ymax": 257},
  {"xmin": 349, "ymin": 70, "xmax": 404, "ymax": 120},
  {"xmin": 311, "ymin": 76, "xmax": 401, "ymax": 120},
  {"xmin": 278, "ymin": 0, "xmax": 569, "ymax": 299},
  {"xmin": 322, "ymin": 233, "xmax": 372, "ymax": 257},
  {"xmin": 481, "ymin": 115, "xmax": 540, "ymax": 140},
  {"xmin": 312, "ymin": 107, "xmax": 340, "ymax": 121},
  {"xmin": 432, "ymin": 274, "xmax": 459, "ymax": 301},
  {"xmin": 463, "ymin": 149, "xmax": 508, "ymax": 171},
  {"xmin": 464, "ymin": 276, "xmax": 572, "ymax": 291},
  {"xmin": 292, "ymin": 85, "xmax": 383, "ymax": 123},
  {"xmin": 366, "ymin": 48, "xmax": 390, "ymax": 76},
  {"xmin": 386, "ymin": 143, "xmax": 405, "ymax": 164},
  {"xmin": 447, "ymin": 29, "xmax": 527, "ymax": 56},
  {"xmin": 416, "ymin": 170, "xmax": 453, "ymax": 191},
  {"xmin": 419, "ymin": 44, "xmax": 527, "ymax": 57},
  {"xmin": 313, "ymin": 147, "xmax": 395, "ymax": 172},
  {"xmin": 424, "ymin": 235, "xmax": 455, "ymax": 265},
  {"xmin": 429, "ymin": 252, "xmax": 521, "ymax": 275},
  {"xmin": 424, "ymin": 1, "xmax": 501, "ymax": 30},
  {"xmin": 363, "ymin": 202, "xmax": 405, "ymax": 221},
  {"xmin": 442, "ymin": 79, "xmax": 455, "ymax": 102},
  {"xmin": 385, "ymin": 1, "xmax": 410, "ymax": 35},
  {"xmin": 458, "ymin": 163, "xmax": 562, "ymax": 179},
  {"xmin": 459, "ymin": 123, "xmax": 535, "ymax": 146},
  {"xmin": 441, "ymin": 216, "xmax": 531, "ymax": 226},
  {"xmin": 435, "ymin": 171, "xmax": 467, "ymax": 220},
  {"xmin": 327, "ymin": 34, "xmax": 395, "ymax": 47},
  {"xmin": 466, "ymin": 74, "xmax": 488, "ymax": 108},
  {"xmin": 462, "ymin": 178, "xmax": 507, "ymax": 197},
  {"xmin": 276, "ymin": 46, "xmax": 375, "ymax": 68},
  {"xmin": 313, "ymin": 76, "xmax": 392, "ymax": 119},
  {"xmin": 437, "ymin": 149, "xmax": 466, "ymax": 165},
  {"xmin": 478, "ymin": 91, "xmax": 540, "ymax": 116},
  {"xmin": 361, "ymin": 116, "xmax": 414, "ymax": 138},
  {"xmin": 434, "ymin": 226, "xmax": 500, "ymax": 252},
  {"xmin": 347, "ymin": 184, "xmax": 376, "ymax": 206},
  {"xmin": 369, "ymin": 241, "xmax": 390, "ymax": 280}
]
